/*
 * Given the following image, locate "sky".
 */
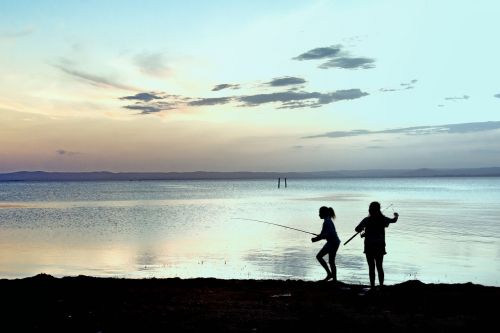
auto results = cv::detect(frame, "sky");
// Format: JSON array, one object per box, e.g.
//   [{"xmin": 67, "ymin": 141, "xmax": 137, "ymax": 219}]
[{"xmin": 1, "ymin": 0, "xmax": 499, "ymax": 172}]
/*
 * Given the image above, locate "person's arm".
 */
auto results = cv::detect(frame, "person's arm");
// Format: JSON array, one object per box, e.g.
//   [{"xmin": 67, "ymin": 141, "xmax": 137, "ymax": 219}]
[
  {"xmin": 384, "ymin": 213, "xmax": 399, "ymax": 227},
  {"xmin": 311, "ymin": 222, "xmax": 326, "ymax": 242},
  {"xmin": 355, "ymin": 218, "xmax": 366, "ymax": 233}
]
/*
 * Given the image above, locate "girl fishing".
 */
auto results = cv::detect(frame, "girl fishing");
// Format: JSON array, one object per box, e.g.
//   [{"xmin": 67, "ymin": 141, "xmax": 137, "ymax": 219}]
[
  {"xmin": 311, "ymin": 206, "xmax": 341, "ymax": 282},
  {"xmin": 355, "ymin": 201, "xmax": 399, "ymax": 289}
]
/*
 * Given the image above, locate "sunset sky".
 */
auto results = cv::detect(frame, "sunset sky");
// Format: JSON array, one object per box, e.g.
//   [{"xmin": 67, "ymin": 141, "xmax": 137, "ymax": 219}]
[{"xmin": 1, "ymin": 0, "xmax": 499, "ymax": 172}]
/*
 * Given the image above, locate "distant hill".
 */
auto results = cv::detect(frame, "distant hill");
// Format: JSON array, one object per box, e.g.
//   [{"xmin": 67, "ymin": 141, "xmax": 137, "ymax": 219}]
[{"xmin": 1, "ymin": 167, "xmax": 500, "ymax": 181}]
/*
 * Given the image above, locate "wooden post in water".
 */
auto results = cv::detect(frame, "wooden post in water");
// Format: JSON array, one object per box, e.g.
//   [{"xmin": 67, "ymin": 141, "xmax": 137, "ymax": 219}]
[
  {"xmin": 285, "ymin": 177, "xmax": 287, "ymax": 188},
  {"xmin": 278, "ymin": 177, "xmax": 280, "ymax": 188}
]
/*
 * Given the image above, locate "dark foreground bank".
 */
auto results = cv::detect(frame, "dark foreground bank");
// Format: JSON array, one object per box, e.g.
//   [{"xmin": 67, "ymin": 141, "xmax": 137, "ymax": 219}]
[{"xmin": 1, "ymin": 274, "xmax": 498, "ymax": 332}]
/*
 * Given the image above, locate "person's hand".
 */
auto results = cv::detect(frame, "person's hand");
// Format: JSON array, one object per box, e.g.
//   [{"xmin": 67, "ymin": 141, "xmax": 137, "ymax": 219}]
[{"xmin": 394, "ymin": 212, "xmax": 399, "ymax": 218}]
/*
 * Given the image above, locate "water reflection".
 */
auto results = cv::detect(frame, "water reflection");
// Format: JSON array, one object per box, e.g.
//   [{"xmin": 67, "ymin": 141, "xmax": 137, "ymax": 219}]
[{"xmin": 1, "ymin": 178, "xmax": 499, "ymax": 286}]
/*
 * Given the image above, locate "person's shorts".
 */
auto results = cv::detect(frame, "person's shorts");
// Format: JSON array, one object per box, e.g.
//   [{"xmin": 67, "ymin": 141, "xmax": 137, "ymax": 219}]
[
  {"xmin": 322, "ymin": 240, "xmax": 340, "ymax": 254},
  {"xmin": 364, "ymin": 245, "xmax": 386, "ymax": 256}
]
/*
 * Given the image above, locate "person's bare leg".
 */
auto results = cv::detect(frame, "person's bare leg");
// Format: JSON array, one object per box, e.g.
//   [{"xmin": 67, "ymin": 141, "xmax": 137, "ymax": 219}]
[
  {"xmin": 365, "ymin": 253, "xmax": 376, "ymax": 288},
  {"xmin": 328, "ymin": 243, "xmax": 339, "ymax": 282},
  {"xmin": 316, "ymin": 248, "xmax": 332, "ymax": 280},
  {"xmin": 375, "ymin": 254, "xmax": 384, "ymax": 286},
  {"xmin": 328, "ymin": 252, "xmax": 337, "ymax": 282}
]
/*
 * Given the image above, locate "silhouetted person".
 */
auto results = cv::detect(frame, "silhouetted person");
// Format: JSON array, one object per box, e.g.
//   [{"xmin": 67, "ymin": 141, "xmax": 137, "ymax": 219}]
[
  {"xmin": 311, "ymin": 206, "xmax": 341, "ymax": 282},
  {"xmin": 355, "ymin": 201, "xmax": 399, "ymax": 288}
]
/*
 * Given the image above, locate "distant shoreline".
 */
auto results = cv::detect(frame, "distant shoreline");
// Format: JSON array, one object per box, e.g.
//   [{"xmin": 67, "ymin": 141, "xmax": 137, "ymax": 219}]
[{"xmin": 1, "ymin": 167, "xmax": 500, "ymax": 181}]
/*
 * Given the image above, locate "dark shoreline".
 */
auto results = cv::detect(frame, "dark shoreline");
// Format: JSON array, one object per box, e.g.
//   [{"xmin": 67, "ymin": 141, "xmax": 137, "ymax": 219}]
[{"xmin": 1, "ymin": 274, "xmax": 498, "ymax": 332}]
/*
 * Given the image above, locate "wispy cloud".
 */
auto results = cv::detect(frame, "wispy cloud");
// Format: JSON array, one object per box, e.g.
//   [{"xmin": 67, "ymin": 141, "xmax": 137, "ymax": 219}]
[
  {"xmin": 265, "ymin": 76, "xmax": 306, "ymax": 87},
  {"xmin": 238, "ymin": 91, "xmax": 319, "ymax": 107},
  {"xmin": 119, "ymin": 43, "xmax": 372, "ymax": 115},
  {"xmin": 445, "ymin": 95, "xmax": 469, "ymax": 101},
  {"xmin": 438, "ymin": 94, "xmax": 470, "ymax": 107},
  {"xmin": 56, "ymin": 149, "xmax": 80, "ymax": 156},
  {"xmin": 212, "ymin": 84, "xmax": 240, "ymax": 91},
  {"xmin": 133, "ymin": 52, "xmax": 170, "ymax": 77},
  {"xmin": 380, "ymin": 79, "xmax": 418, "ymax": 92},
  {"xmin": 319, "ymin": 57, "xmax": 375, "ymax": 69},
  {"xmin": 117, "ymin": 42, "xmax": 377, "ymax": 115},
  {"xmin": 401, "ymin": 79, "xmax": 418, "ymax": 87},
  {"xmin": 188, "ymin": 97, "xmax": 233, "ymax": 106},
  {"xmin": 120, "ymin": 93, "xmax": 188, "ymax": 114},
  {"xmin": 293, "ymin": 44, "xmax": 375, "ymax": 70},
  {"xmin": 237, "ymin": 89, "xmax": 368, "ymax": 108},
  {"xmin": 120, "ymin": 92, "xmax": 163, "ymax": 102},
  {"xmin": 122, "ymin": 96, "xmax": 188, "ymax": 114},
  {"xmin": 0, "ymin": 27, "xmax": 35, "ymax": 39},
  {"xmin": 293, "ymin": 45, "xmax": 342, "ymax": 60},
  {"xmin": 120, "ymin": 88, "xmax": 369, "ymax": 114},
  {"xmin": 304, "ymin": 121, "xmax": 500, "ymax": 139},
  {"xmin": 122, "ymin": 105, "xmax": 165, "ymax": 114},
  {"xmin": 54, "ymin": 61, "xmax": 137, "ymax": 91}
]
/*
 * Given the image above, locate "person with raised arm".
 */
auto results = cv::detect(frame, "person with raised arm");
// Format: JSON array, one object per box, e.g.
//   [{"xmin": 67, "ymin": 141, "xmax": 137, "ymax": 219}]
[{"xmin": 355, "ymin": 201, "xmax": 399, "ymax": 289}]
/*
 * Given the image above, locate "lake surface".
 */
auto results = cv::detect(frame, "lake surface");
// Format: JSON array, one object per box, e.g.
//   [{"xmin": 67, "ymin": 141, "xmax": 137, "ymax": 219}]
[{"xmin": 1, "ymin": 178, "xmax": 499, "ymax": 286}]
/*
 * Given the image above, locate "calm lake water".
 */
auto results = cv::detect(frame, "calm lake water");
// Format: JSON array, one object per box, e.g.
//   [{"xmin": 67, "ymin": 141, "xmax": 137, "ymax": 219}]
[{"xmin": 1, "ymin": 178, "xmax": 499, "ymax": 286}]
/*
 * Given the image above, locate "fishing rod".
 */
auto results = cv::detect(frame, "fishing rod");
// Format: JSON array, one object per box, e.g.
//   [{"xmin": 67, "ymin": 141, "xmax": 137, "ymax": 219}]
[
  {"xmin": 231, "ymin": 218, "xmax": 318, "ymax": 236},
  {"xmin": 343, "ymin": 203, "xmax": 394, "ymax": 246}
]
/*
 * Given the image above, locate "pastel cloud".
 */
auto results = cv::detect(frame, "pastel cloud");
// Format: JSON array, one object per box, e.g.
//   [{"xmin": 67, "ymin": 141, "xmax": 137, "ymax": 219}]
[
  {"xmin": 120, "ymin": 88, "xmax": 369, "ymax": 113},
  {"xmin": 380, "ymin": 79, "xmax": 418, "ymax": 92},
  {"xmin": 265, "ymin": 76, "xmax": 306, "ymax": 87},
  {"xmin": 304, "ymin": 121, "xmax": 500, "ymax": 139},
  {"xmin": 293, "ymin": 45, "xmax": 342, "ymax": 60},
  {"xmin": 54, "ymin": 61, "xmax": 137, "ymax": 91},
  {"xmin": 133, "ymin": 52, "xmax": 170, "ymax": 77},
  {"xmin": 212, "ymin": 84, "xmax": 241, "ymax": 91},
  {"xmin": 119, "ymin": 92, "xmax": 163, "ymax": 102},
  {"xmin": 56, "ymin": 149, "xmax": 80, "ymax": 156},
  {"xmin": 445, "ymin": 95, "xmax": 469, "ymax": 101},
  {"xmin": 293, "ymin": 44, "xmax": 375, "ymax": 70}
]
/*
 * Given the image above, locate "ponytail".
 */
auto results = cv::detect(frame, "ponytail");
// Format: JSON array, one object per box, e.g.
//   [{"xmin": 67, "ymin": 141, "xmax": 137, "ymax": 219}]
[{"xmin": 329, "ymin": 207, "xmax": 336, "ymax": 219}]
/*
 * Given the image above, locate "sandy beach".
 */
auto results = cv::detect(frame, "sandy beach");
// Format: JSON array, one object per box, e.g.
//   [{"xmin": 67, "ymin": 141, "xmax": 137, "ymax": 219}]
[{"xmin": 1, "ymin": 274, "xmax": 498, "ymax": 332}]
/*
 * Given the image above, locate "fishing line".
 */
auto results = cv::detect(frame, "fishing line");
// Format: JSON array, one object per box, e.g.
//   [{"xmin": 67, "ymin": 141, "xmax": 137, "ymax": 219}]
[
  {"xmin": 382, "ymin": 203, "xmax": 394, "ymax": 213},
  {"xmin": 234, "ymin": 203, "xmax": 395, "ymax": 240},
  {"xmin": 231, "ymin": 217, "xmax": 318, "ymax": 236}
]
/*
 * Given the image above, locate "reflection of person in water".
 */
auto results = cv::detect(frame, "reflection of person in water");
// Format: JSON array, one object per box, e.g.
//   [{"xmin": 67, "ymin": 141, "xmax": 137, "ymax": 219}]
[
  {"xmin": 355, "ymin": 201, "xmax": 399, "ymax": 288},
  {"xmin": 311, "ymin": 206, "xmax": 341, "ymax": 282}
]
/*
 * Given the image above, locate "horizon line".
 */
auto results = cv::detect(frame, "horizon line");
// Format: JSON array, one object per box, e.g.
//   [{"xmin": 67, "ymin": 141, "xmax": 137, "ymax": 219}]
[{"xmin": 2, "ymin": 166, "xmax": 500, "ymax": 174}]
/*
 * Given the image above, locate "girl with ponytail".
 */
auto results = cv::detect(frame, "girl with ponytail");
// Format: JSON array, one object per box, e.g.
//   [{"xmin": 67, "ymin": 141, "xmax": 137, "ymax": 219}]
[{"xmin": 311, "ymin": 206, "xmax": 341, "ymax": 282}]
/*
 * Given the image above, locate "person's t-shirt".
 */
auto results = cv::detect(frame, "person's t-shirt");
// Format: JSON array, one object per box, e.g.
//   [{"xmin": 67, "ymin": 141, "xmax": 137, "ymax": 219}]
[
  {"xmin": 356, "ymin": 215, "xmax": 393, "ymax": 247},
  {"xmin": 319, "ymin": 218, "xmax": 340, "ymax": 243}
]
